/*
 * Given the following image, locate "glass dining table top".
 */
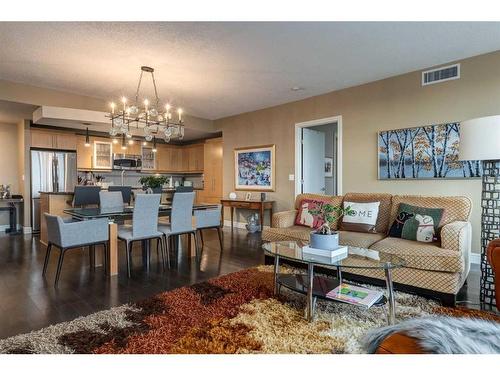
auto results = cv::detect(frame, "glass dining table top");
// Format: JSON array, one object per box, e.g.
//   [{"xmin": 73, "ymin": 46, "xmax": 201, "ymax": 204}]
[
  {"xmin": 262, "ymin": 241, "xmax": 406, "ymax": 270},
  {"xmin": 64, "ymin": 203, "xmax": 219, "ymax": 219}
]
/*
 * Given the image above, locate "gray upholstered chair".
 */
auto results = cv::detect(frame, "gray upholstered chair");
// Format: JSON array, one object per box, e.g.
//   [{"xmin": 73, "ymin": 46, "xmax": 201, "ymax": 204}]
[
  {"xmin": 194, "ymin": 205, "xmax": 223, "ymax": 251},
  {"xmin": 108, "ymin": 186, "xmax": 132, "ymax": 205},
  {"xmin": 99, "ymin": 191, "xmax": 125, "ymax": 210},
  {"xmin": 73, "ymin": 186, "xmax": 101, "ymax": 207},
  {"xmin": 117, "ymin": 193, "xmax": 165, "ymax": 277},
  {"xmin": 158, "ymin": 191, "xmax": 200, "ymax": 262},
  {"xmin": 42, "ymin": 213, "xmax": 109, "ymax": 286}
]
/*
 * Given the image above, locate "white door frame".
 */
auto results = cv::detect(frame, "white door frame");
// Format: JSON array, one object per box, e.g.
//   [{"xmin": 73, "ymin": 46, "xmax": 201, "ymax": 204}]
[{"xmin": 295, "ymin": 115, "xmax": 342, "ymax": 197}]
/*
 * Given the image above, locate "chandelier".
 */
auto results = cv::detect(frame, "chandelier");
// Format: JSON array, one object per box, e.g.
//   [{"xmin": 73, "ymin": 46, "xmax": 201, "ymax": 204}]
[{"xmin": 107, "ymin": 66, "xmax": 185, "ymax": 150}]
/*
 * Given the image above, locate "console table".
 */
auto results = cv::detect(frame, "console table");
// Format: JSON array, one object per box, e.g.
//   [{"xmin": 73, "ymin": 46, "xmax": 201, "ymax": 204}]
[
  {"xmin": 221, "ymin": 199, "xmax": 274, "ymax": 230},
  {"xmin": 0, "ymin": 197, "xmax": 23, "ymax": 235}
]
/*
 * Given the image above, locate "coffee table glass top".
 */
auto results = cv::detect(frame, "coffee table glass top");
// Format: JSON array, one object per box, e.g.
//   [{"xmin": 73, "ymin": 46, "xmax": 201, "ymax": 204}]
[{"xmin": 262, "ymin": 241, "xmax": 406, "ymax": 270}]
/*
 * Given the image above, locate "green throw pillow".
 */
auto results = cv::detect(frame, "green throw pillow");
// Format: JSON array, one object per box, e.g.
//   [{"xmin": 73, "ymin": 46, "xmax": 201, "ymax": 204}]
[{"xmin": 388, "ymin": 203, "xmax": 444, "ymax": 243}]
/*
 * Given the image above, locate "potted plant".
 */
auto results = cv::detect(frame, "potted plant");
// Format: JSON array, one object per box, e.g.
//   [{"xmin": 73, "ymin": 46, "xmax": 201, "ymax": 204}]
[
  {"xmin": 309, "ymin": 204, "xmax": 354, "ymax": 250},
  {"xmin": 139, "ymin": 175, "xmax": 168, "ymax": 194}
]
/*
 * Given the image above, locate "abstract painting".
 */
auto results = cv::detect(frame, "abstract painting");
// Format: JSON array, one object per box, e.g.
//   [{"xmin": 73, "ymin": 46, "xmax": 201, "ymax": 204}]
[
  {"xmin": 378, "ymin": 122, "xmax": 482, "ymax": 179},
  {"xmin": 234, "ymin": 144, "xmax": 275, "ymax": 191}
]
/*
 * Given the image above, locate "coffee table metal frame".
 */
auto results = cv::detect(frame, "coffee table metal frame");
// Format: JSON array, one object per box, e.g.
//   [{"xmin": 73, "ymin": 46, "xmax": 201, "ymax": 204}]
[{"xmin": 264, "ymin": 241, "xmax": 406, "ymax": 325}]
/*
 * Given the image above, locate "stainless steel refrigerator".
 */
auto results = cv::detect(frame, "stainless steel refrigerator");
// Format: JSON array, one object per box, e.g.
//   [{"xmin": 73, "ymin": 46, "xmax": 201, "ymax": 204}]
[{"xmin": 31, "ymin": 150, "xmax": 77, "ymax": 232}]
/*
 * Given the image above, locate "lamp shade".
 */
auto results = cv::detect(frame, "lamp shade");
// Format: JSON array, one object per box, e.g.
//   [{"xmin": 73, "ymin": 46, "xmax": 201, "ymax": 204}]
[{"xmin": 459, "ymin": 115, "xmax": 500, "ymax": 161}]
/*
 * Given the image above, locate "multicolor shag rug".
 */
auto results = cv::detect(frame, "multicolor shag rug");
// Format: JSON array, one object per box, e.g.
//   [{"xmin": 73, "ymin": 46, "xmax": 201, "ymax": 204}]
[{"xmin": 0, "ymin": 266, "xmax": 498, "ymax": 354}]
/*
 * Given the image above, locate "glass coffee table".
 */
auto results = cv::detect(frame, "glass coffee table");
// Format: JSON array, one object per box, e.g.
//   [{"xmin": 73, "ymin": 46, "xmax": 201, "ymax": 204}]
[{"xmin": 262, "ymin": 241, "xmax": 406, "ymax": 325}]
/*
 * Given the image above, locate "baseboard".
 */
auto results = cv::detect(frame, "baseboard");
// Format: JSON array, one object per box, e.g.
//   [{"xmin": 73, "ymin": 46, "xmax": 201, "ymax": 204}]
[
  {"xmin": 223, "ymin": 220, "xmax": 270, "ymax": 230},
  {"xmin": 470, "ymin": 253, "xmax": 480, "ymax": 265},
  {"xmin": 0, "ymin": 225, "xmax": 32, "ymax": 234}
]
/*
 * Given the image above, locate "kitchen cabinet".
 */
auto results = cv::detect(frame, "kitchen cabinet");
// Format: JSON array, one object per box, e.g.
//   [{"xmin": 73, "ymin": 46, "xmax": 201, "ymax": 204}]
[
  {"xmin": 189, "ymin": 144, "xmax": 204, "ymax": 171},
  {"xmin": 198, "ymin": 138, "xmax": 222, "ymax": 203},
  {"xmin": 31, "ymin": 129, "xmax": 76, "ymax": 150}
]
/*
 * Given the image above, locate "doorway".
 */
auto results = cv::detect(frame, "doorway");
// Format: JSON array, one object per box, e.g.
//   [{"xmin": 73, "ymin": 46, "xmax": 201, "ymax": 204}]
[{"xmin": 295, "ymin": 116, "xmax": 342, "ymax": 196}]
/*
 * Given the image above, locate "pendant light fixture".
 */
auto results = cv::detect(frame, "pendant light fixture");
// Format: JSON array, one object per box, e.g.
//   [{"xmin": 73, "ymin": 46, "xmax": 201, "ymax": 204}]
[
  {"xmin": 121, "ymin": 133, "xmax": 127, "ymax": 150},
  {"xmin": 84, "ymin": 127, "xmax": 90, "ymax": 147},
  {"xmin": 152, "ymin": 136, "xmax": 157, "ymax": 153}
]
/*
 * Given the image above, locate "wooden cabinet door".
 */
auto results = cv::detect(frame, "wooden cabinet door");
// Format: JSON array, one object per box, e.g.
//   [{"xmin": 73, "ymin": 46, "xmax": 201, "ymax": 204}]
[
  {"xmin": 203, "ymin": 138, "xmax": 223, "ymax": 199},
  {"xmin": 31, "ymin": 130, "xmax": 55, "ymax": 149},
  {"xmin": 193, "ymin": 144, "xmax": 204, "ymax": 171},
  {"xmin": 54, "ymin": 133, "xmax": 77, "ymax": 150},
  {"xmin": 182, "ymin": 147, "xmax": 190, "ymax": 171},
  {"xmin": 76, "ymin": 135, "xmax": 93, "ymax": 169},
  {"xmin": 157, "ymin": 145, "xmax": 170, "ymax": 171},
  {"xmin": 170, "ymin": 146, "xmax": 182, "ymax": 171}
]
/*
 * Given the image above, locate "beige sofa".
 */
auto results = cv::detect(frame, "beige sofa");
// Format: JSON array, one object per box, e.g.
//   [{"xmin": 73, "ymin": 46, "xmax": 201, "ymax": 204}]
[{"xmin": 262, "ymin": 192, "xmax": 472, "ymax": 306}]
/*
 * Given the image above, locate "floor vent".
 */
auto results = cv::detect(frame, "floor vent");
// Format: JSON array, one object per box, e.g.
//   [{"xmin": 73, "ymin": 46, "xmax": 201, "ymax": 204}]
[{"xmin": 422, "ymin": 63, "xmax": 460, "ymax": 86}]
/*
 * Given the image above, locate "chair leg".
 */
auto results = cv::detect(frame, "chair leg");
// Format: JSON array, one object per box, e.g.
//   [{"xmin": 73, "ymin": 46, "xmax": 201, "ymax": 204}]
[
  {"xmin": 43, "ymin": 242, "xmax": 52, "ymax": 276},
  {"xmin": 193, "ymin": 231, "xmax": 201, "ymax": 260},
  {"xmin": 102, "ymin": 242, "xmax": 108, "ymax": 275},
  {"xmin": 89, "ymin": 245, "xmax": 95, "ymax": 270},
  {"xmin": 158, "ymin": 237, "xmax": 166, "ymax": 270},
  {"xmin": 126, "ymin": 241, "xmax": 132, "ymax": 278},
  {"xmin": 199, "ymin": 230, "xmax": 204, "ymax": 247},
  {"xmin": 54, "ymin": 249, "xmax": 66, "ymax": 287},
  {"xmin": 216, "ymin": 227, "xmax": 224, "ymax": 251},
  {"xmin": 164, "ymin": 235, "xmax": 171, "ymax": 269}
]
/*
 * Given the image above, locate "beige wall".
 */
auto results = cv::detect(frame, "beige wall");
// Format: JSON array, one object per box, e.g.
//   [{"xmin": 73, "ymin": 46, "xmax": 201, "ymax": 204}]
[
  {"xmin": 0, "ymin": 122, "xmax": 20, "ymax": 226},
  {"xmin": 216, "ymin": 50, "xmax": 500, "ymax": 253}
]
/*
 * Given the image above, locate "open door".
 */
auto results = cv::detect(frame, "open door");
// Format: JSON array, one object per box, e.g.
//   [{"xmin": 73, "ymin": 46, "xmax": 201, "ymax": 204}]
[{"xmin": 302, "ymin": 128, "xmax": 326, "ymax": 194}]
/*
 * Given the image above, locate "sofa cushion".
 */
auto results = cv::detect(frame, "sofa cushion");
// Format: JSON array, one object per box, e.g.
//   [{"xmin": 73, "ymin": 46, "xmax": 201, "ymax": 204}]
[
  {"xmin": 388, "ymin": 203, "xmax": 444, "ymax": 243},
  {"xmin": 341, "ymin": 201, "xmax": 380, "ymax": 233},
  {"xmin": 293, "ymin": 194, "xmax": 344, "ymax": 229},
  {"xmin": 294, "ymin": 199, "xmax": 326, "ymax": 229},
  {"xmin": 370, "ymin": 237, "xmax": 464, "ymax": 273},
  {"xmin": 390, "ymin": 195, "xmax": 472, "ymax": 229},
  {"xmin": 262, "ymin": 225, "xmax": 311, "ymax": 242},
  {"xmin": 342, "ymin": 193, "xmax": 392, "ymax": 234},
  {"xmin": 338, "ymin": 230, "xmax": 386, "ymax": 248}
]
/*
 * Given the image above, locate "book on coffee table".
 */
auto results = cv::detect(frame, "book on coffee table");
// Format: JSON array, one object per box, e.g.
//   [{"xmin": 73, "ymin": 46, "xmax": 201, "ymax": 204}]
[
  {"xmin": 326, "ymin": 283, "xmax": 383, "ymax": 308},
  {"xmin": 302, "ymin": 245, "xmax": 348, "ymax": 258}
]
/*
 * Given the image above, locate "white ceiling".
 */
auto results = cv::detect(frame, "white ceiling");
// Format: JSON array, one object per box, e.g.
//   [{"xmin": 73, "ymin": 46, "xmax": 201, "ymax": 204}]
[{"xmin": 1, "ymin": 22, "xmax": 500, "ymax": 120}]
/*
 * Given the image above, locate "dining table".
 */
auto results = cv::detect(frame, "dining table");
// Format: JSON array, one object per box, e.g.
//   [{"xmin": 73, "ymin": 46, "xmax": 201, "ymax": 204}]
[{"xmin": 63, "ymin": 203, "xmax": 219, "ymax": 276}]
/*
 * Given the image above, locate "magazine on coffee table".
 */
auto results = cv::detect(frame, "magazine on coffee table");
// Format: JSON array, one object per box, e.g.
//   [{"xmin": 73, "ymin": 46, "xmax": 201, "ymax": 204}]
[{"xmin": 326, "ymin": 283, "xmax": 383, "ymax": 308}]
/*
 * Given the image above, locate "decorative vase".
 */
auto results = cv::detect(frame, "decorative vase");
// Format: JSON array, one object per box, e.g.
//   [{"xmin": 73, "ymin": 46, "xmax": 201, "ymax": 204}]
[
  {"xmin": 309, "ymin": 231, "xmax": 339, "ymax": 250},
  {"xmin": 246, "ymin": 213, "xmax": 261, "ymax": 233}
]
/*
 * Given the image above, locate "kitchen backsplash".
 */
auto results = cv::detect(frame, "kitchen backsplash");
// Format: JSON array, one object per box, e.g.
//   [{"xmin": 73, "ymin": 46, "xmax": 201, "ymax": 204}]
[{"xmin": 77, "ymin": 170, "xmax": 204, "ymax": 189}]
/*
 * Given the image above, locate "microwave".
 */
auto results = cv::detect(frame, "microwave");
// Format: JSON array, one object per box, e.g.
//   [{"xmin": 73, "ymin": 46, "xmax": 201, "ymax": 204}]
[{"xmin": 112, "ymin": 154, "xmax": 142, "ymax": 170}]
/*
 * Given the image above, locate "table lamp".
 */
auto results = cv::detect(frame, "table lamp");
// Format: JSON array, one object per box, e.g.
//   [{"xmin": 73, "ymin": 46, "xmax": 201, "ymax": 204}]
[{"xmin": 459, "ymin": 115, "xmax": 500, "ymax": 306}]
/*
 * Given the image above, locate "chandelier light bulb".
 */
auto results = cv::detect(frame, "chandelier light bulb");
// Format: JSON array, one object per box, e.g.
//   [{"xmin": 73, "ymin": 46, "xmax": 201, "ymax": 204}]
[
  {"xmin": 165, "ymin": 103, "xmax": 171, "ymax": 111},
  {"xmin": 142, "ymin": 141, "xmax": 147, "ymax": 146},
  {"xmin": 121, "ymin": 96, "xmax": 127, "ymax": 104},
  {"xmin": 112, "ymin": 138, "xmax": 118, "ymax": 144},
  {"xmin": 144, "ymin": 99, "xmax": 149, "ymax": 108},
  {"xmin": 177, "ymin": 108, "xmax": 183, "ymax": 122},
  {"xmin": 110, "ymin": 102, "xmax": 116, "ymax": 114}
]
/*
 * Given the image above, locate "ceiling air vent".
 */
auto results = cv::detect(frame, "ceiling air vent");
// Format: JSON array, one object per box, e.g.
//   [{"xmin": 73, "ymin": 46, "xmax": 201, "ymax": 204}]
[{"xmin": 422, "ymin": 63, "xmax": 460, "ymax": 86}]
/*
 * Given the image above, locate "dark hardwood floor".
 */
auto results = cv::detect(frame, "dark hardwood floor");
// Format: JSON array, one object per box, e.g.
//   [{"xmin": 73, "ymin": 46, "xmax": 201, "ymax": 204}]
[{"xmin": 0, "ymin": 228, "xmax": 487, "ymax": 340}]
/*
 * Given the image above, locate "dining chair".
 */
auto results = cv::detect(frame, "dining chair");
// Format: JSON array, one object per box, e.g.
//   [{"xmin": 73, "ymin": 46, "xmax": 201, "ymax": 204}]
[
  {"xmin": 42, "ymin": 213, "xmax": 109, "ymax": 286},
  {"xmin": 73, "ymin": 186, "xmax": 101, "ymax": 207},
  {"xmin": 158, "ymin": 191, "xmax": 200, "ymax": 262},
  {"xmin": 194, "ymin": 205, "xmax": 223, "ymax": 251},
  {"xmin": 117, "ymin": 193, "xmax": 166, "ymax": 277},
  {"xmin": 108, "ymin": 186, "xmax": 132, "ymax": 205},
  {"xmin": 99, "ymin": 191, "xmax": 125, "ymax": 210}
]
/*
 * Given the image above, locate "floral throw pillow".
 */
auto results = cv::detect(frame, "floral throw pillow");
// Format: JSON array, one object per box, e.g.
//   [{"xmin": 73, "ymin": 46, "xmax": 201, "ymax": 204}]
[{"xmin": 294, "ymin": 199, "xmax": 326, "ymax": 229}]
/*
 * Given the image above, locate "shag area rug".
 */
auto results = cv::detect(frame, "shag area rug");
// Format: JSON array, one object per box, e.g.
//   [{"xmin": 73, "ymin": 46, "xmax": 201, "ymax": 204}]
[{"xmin": 0, "ymin": 266, "xmax": 498, "ymax": 354}]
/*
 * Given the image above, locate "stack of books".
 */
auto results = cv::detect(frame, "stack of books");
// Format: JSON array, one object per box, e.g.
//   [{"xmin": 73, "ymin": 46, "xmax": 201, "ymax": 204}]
[
  {"xmin": 326, "ymin": 283, "xmax": 383, "ymax": 308},
  {"xmin": 302, "ymin": 245, "xmax": 348, "ymax": 259}
]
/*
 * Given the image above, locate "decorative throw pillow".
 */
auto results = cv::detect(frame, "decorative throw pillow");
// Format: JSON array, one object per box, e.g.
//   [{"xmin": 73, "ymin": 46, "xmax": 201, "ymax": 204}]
[
  {"xmin": 388, "ymin": 203, "xmax": 444, "ymax": 243},
  {"xmin": 294, "ymin": 199, "xmax": 326, "ymax": 229},
  {"xmin": 341, "ymin": 201, "xmax": 380, "ymax": 233}
]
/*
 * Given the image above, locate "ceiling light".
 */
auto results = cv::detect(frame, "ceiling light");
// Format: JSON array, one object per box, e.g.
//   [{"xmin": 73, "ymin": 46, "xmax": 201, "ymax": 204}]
[
  {"xmin": 107, "ymin": 66, "xmax": 185, "ymax": 144},
  {"xmin": 291, "ymin": 86, "xmax": 305, "ymax": 91}
]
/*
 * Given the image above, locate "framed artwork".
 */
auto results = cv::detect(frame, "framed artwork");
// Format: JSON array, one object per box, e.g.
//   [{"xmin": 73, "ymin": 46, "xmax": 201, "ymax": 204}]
[
  {"xmin": 93, "ymin": 141, "xmax": 112, "ymax": 169},
  {"xmin": 245, "ymin": 192, "xmax": 252, "ymax": 201},
  {"xmin": 378, "ymin": 122, "xmax": 483, "ymax": 180},
  {"xmin": 234, "ymin": 144, "xmax": 275, "ymax": 191},
  {"xmin": 325, "ymin": 157, "xmax": 333, "ymax": 177},
  {"xmin": 141, "ymin": 145, "xmax": 156, "ymax": 170}
]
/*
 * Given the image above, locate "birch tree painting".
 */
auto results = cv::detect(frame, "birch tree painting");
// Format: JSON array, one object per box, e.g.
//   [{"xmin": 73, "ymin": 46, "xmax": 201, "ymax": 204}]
[{"xmin": 378, "ymin": 122, "xmax": 482, "ymax": 179}]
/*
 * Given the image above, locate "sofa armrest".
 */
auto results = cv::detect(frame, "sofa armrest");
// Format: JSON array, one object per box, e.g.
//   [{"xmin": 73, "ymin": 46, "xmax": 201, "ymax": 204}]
[
  {"xmin": 441, "ymin": 221, "xmax": 472, "ymax": 278},
  {"xmin": 272, "ymin": 210, "xmax": 297, "ymax": 228}
]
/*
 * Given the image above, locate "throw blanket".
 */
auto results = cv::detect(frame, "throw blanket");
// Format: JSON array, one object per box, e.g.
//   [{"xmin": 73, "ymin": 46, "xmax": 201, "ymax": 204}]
[{"xmin": 363, "ymin": 317, "xmax": 500, "ymax": 354}]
